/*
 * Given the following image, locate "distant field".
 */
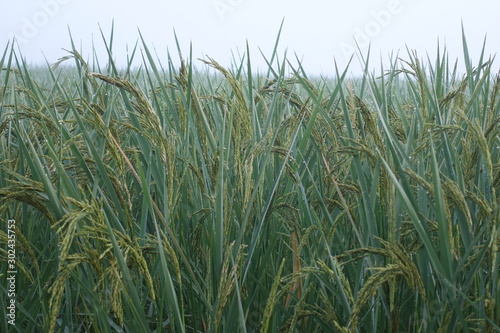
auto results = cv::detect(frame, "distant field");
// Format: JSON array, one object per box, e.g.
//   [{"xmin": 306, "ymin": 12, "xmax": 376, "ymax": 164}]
[{"xmin": 0, "ymin": 32, "xmax": 499, "ymax": 333}]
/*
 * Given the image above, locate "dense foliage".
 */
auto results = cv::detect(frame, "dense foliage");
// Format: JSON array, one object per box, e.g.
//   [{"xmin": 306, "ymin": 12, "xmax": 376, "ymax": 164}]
[{"xmin": 1, "ymin": 30, "xmax": 499, "ymax": 332}]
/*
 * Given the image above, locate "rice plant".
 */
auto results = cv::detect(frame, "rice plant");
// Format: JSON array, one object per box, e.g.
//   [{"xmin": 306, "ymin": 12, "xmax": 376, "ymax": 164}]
[{"xmin": 0, "ymin": 27, "xmax": 499, "ymax": 332}]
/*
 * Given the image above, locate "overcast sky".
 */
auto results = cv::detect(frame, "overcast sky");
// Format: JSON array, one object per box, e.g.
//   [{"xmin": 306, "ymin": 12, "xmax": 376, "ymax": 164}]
[{"xmin": 1, "ymin": 0, "xmax": 499, "ymax": 75}]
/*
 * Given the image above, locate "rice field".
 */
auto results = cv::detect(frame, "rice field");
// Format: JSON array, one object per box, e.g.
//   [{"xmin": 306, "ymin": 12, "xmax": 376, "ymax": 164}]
[{"xmin": 0, "ymin": 30, "xmax": 499, "ymax": 332}]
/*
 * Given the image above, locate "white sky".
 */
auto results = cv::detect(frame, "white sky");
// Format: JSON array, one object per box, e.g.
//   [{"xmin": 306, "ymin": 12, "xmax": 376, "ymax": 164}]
[{"xmin": 1, "ymin": 0, "xmax": 499, "ymax": 76}]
